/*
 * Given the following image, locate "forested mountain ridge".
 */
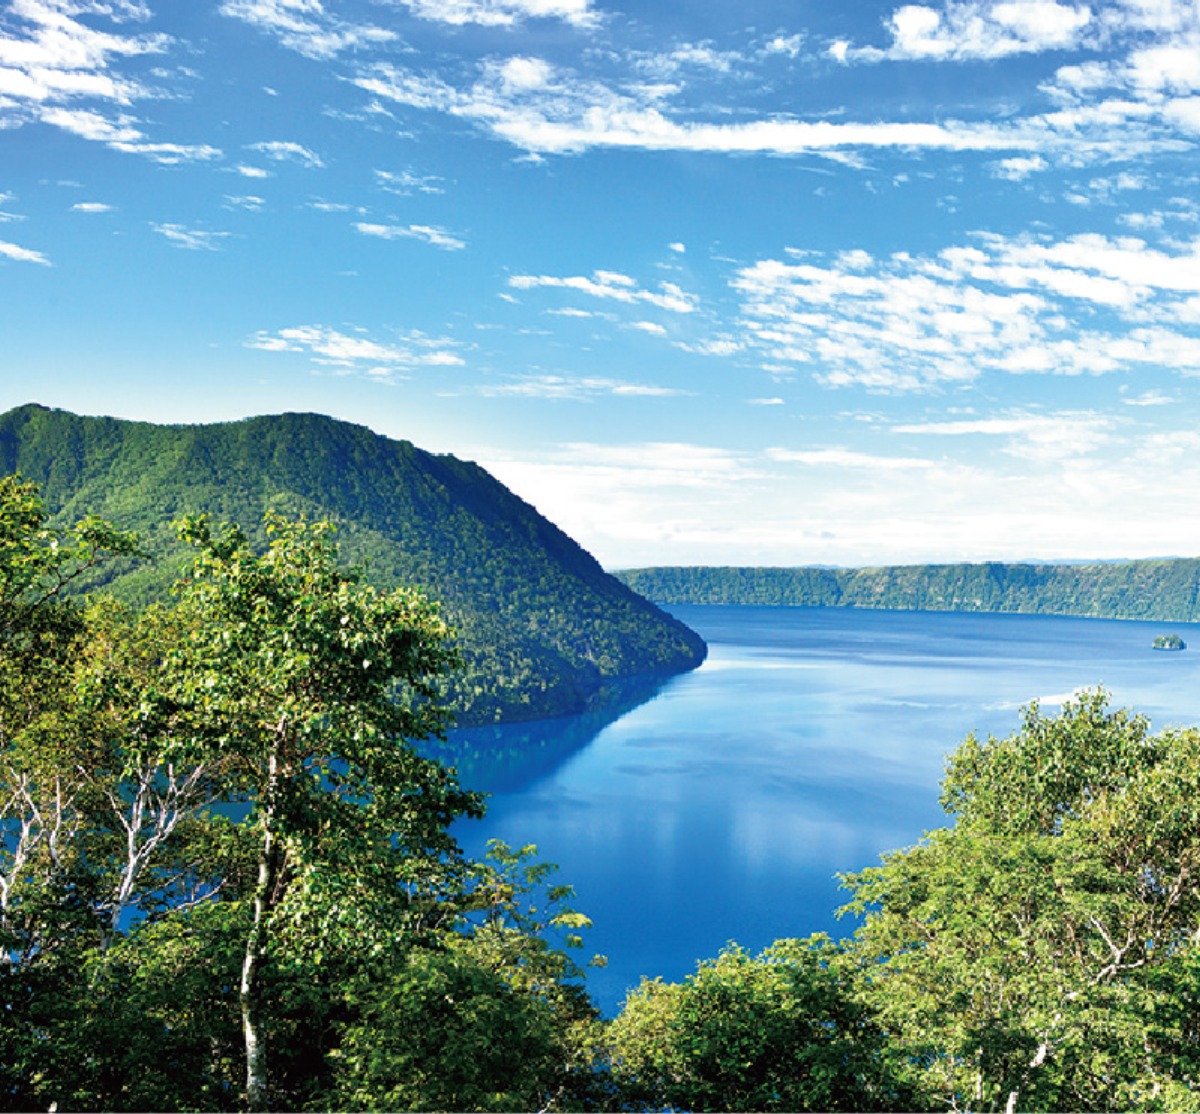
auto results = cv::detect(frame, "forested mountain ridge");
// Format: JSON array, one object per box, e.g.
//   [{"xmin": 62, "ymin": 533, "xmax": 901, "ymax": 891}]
[
  {"xmin": 0, "ymin": 403, "xmax": 705, "ymax": 725},
  {"xmin": 615, "ymin": 561, "xmax": 1200, "ymax": 621}
]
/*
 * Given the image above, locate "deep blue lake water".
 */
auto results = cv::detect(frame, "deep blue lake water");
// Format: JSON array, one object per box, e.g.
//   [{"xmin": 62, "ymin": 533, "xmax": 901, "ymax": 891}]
[{"xmin": 434, "ymin": 606, "xmax": 1200, "ymax": 1015}]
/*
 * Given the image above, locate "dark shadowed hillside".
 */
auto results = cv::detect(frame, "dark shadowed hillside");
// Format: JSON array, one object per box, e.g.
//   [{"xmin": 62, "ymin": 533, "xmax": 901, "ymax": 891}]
[{"xmin": 0, "ymin": 404, "xmax": 705, "ymax": 725}]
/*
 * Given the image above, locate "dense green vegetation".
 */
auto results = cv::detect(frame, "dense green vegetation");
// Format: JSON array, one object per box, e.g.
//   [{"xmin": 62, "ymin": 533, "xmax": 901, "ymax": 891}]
[
  {"xmin": 617, "ymin": 561, "xmax": 1200, "ymax": 621},
  {"xmin": 0, "ymin": 404, "xmax": 705, "ymax": 725},
  {"xmin": 7, "ymin": 475, "xmax": 1200, "ymax": 1111},
  {"xmin": 1155, "ymin": 633, "xmax": 1188, "ymax": 650},
  {"xmin": 0, "ymin": 477, "xmax": 601, "ymax": 1111}
]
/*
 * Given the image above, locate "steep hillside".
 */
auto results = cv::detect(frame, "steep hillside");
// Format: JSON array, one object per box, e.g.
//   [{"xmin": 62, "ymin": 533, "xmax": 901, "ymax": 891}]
[
  {"xmin": 0, "ymin": 404, "xmax": 705, "ymax": 725},
  {"xmin": 615, "ymin": 562, "xmax": 1200, "ymax": 622}
]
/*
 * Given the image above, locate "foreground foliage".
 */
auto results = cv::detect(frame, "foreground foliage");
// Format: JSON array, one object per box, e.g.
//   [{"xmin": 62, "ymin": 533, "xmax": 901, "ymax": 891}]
[
  {"xmin": 0, "ymin": 475, "xmax": 598, "ymax": 1111},
  {"xmin": 6, "ymin": 468, "xmax": 1200, "ymax": 1112},
  {"xmin": 606, "ymin": 937, "xmax": 911, "ymax": 1112},
  {"xmin": 842, "ymin": 691, "xmax": 1200, "ymax": 1112}
]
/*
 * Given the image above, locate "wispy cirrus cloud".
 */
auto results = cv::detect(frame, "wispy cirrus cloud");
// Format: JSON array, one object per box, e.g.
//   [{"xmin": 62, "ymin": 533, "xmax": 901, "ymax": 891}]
[
  {"xmin": 354, "ymin": 221, "xmax": 466, "ymax": 250},
  {"xmin": 151, "ymin": 222, "xmax": 232, "ymax": 250},
  {"xmin": 376, "ymin": 0, "xmax": 600, "ymax": 30},
  {"xmin": 36, "ymin": 106, "xmax": 220, "ymax": 163},
  {"xmin": 0, "ymin": 0, "xmax": 167, "ymax": 106},
  {"xmin": 727, "ymin": 232, "xmax": 1200, "ymax": 390},
  {"xmin": 893, "ymin": 410, "xmax": 1115, "ymax": 461},
  {"xmin": 218, "ymin": 0, "xmax": 397, "ymax": 59},
  {"xmin": 471, "ymin": 374, "xmax": 685, "ymax": 399},
  {"xmin": 0, "ymin": 1, "xmax": 223, "ymax": 162},
  {"xmin": 508, "ymin": 268, "xmax": 698, "ymax": 313},
  {"xmin": 246, "ymin": 324, "xmax": 465, "ymax": 377},
  {"xmin": 341, "ymin": 2, "xmax": 1199, "ymax": 168},
  {"xmin": 0, "ymin": 238, "xmax": 50, "ymax": 265},
  {"xmin": 375, "ymin": 168, "xmax": 445, "ymax": 195},
  {"xmin": 766, "ymin": 446, "xmax": 939, "ymax": 470},
  {"xmin": 351, "ymin": 59, "xmax": 1054, "ymax": 159},
  {"xmin": 247, "ymin": 140, "xmax": 324, "ymax": 167}
]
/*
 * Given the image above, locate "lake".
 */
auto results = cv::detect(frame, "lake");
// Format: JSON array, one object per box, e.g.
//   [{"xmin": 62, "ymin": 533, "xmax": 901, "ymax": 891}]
[{"xmin": 432, "ymin": 606, "xmax": 1200, "ymax": 1015}]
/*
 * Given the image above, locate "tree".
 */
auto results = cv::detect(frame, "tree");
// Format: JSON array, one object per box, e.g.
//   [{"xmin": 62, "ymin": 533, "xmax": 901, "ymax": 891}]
[
  {"xmin": 841, "ymin": 690, "xmax": 1200, "ymax": 1112},
  {"xmin": 327, "ymin": 841, "xmax": 604, "ymax": 1112},
  {"xmin": 157, "ymin": 514, "xmax": 484, "ymax": 1110},
  {"xmin": 0, "ymin": 474, "xmax": 141, "ymax": 950},
  {"xmin": 605, "ymin": 935, "xmax": 907, "ymax": 1112},
  {"xmin": 0, "ymin": 482, "xmax": 602, "ymax": 1112}
]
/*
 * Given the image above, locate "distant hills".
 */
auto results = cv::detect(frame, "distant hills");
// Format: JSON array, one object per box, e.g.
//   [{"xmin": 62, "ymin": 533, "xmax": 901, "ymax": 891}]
[
  {"xmin": 0, "ymin": 404, "xmax": 705, "ymax": 725},
  {"xmin": 614, "ymin": 562, "xmax": 1200, "ymax": 622}
]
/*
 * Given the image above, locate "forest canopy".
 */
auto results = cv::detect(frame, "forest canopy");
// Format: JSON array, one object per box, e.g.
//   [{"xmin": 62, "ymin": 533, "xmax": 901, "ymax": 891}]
[{"xmin": 0, "ymin": 404, "xmax": 706, "ymax": 726}]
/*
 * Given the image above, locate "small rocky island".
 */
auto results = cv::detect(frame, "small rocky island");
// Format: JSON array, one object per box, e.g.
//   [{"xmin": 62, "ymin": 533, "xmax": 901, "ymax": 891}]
[{"xmin": 1153, "ymin": 633, "xmax": 1187, "ymax": 651}]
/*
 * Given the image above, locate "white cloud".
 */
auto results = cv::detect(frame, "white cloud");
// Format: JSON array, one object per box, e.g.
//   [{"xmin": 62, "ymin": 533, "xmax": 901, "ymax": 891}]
[
  {"xmin": 766, "ymin": 446, "xmax": 938, "ymax": 470},
  {"xmin": 375, "ymin": 168, "xmax": 444, "ymax": 195},
  {"xmin": 677, "ymin": 338, "xmax": 743, "ymax": 357},
  {"xmin": 224, "ymin": 194, "xmax": 266, "ymax": 211},
  {"xmin": 248, "ymin": 139, "xmax": 323, "ymax": 167},
  {"xmin": 629, "ymin": 320, "xmax": 668, "ymax": 336},
  {"xmin": 991, "ymin": 154, "xmax": 1048, "ymax": 180},
  {"xmin": 218, "ymin": 0, "xmax": 397, "ymax": 60},
  {"xmin": 151, "ymin": 222, "xmax": 232, "ymax": 251},
  {"xmin": 498, "ymin": 55, "xmax": 555, "ymax": 90},
  {"xmin": 234, "ymin": 164, "xmax": 270, "ymax": 178},
  {"xmin": 354, "ymin": 221, "xmax": 467, "ymax": 250},
  {"xmin": 0, "ymin": 0, "xmax": 168, "ymax": 100},
  {"xmin": 71, "ymin": 200, "xmax": 112, "ymax": 212},
  {"xmin": 378, "ymin": 0, "xmax": 599, "ymax": 29},
  {"xmin": 847, "ymin": 0, "xmax": 1095, "ymax": 62},
  {"xmin": 763, "ymin": 33, "xmax": 805, "ymax": 57},
  {"xmin": 730, "ymin": 233, "xmax": 1200, "ymax": 389},
  {"xmin": 630, "ymin": 41, "xmax": 744, "ymax": 79},
  {"xmin": 1122, "ymin": 388, "xmax": 1174, "ymax": 406},
  {"xmin": 0, "ymin": 237, "xmax": 49, "ymax": 264},
  {"xmin": 509, "ymin": 268, "xmax": 698, "ymax": 313},
  {"xmin": 0, "ymin": 1, "xmax": 229, "ymax": 162},
  {"xmin": 668, "ymin": 241, "xmax": 686, "ymax": 253},
  {"xmin": 1133, "ymin": 429, "xmax": 1200, "ymax": 461},
  {"xmin": 472, "ymin": 374, "xmax": 684, "ymax": 399},
  {"xmin": 38, "ymin": 106, "xmax": 221, "ymax": 162},
  {"xmin": 894, "ymin": 410, "xmax": 1114, "ymax": 461},
  {"xmin": 475, "ymin": 424, "xmax": 1200, "ymax": 567},
  {"xmin": 246, "ymin": 324, "xmax": 465, "ymax": 375},
  {"xmin": 351, "ymin": 47, "xmax": 1194, "ymax": 165}
]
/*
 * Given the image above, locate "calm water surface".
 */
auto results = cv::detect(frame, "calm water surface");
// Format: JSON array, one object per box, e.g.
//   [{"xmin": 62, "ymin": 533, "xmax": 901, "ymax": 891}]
[{"xmin": 436, "ymin": 606, "xmax": 1200, "ymax": 1015}]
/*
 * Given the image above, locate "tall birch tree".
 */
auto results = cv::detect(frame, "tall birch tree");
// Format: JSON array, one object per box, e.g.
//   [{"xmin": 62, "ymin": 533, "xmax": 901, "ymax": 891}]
[{"xmin": 162, "ymin": 514, "xmax": 482, "ymax": 1111}]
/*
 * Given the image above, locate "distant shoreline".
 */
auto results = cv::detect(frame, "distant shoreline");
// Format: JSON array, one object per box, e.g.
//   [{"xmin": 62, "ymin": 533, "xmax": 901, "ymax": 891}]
[{"xmin": 613, "ymin": 560, "xmax": 1200, "ymax": 624}]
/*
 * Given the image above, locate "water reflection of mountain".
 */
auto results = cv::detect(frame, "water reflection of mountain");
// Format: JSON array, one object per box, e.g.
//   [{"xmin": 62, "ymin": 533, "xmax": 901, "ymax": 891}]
[{"xmin": 423, "ymin": 673, "xmax": 674, "ymax": 795}]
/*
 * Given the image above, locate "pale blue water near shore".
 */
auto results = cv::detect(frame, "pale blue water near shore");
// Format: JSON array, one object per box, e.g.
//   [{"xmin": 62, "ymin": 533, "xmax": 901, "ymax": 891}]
[{"xmin": 433, "ymin": 606, "xmax": 1200, "ymax": 1015}]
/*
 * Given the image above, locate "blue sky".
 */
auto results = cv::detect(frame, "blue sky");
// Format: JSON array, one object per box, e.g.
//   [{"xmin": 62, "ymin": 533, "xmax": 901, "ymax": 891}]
[{"xmin": 2, "ymin": 0, "xmax": 1200, "ymax": 568}]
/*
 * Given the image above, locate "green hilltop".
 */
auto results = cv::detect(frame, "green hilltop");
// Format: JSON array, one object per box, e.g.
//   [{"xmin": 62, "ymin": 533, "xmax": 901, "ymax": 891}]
[
  {"xmin": 0, "ymin": 404, "xmax": 705, "ymax": 725},
  {"xmin": 614, "ymin": 562, "xmax": 1200, "ymax": 621}
]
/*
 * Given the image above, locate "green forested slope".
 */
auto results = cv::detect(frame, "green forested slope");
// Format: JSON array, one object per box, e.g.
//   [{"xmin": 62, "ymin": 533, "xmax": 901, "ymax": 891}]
[
  {"xmin": 0, "ymin": 404, "xmax": 705, "ymax": 724},
  {"xmin": 615, "ymin": 561, "xmax": 1200, "ymax": 621}
]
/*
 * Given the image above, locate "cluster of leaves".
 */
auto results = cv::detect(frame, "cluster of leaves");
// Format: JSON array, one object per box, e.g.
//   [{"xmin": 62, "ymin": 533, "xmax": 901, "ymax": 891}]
[
  {"xmin": 0, "ymin": 404, "xmax": 705, "ymax": 726},
  {"xmin": 617, "ymin": 560, "xmax": 1200, "ymax": 622},
  {"xmin": 840, "ymin": 690, "xmax": 1200, "ymax": 1112},
  {"xmin": 0, "ymin": 474, "xmax": 601, "ymax": 1112}
]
